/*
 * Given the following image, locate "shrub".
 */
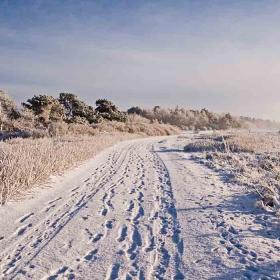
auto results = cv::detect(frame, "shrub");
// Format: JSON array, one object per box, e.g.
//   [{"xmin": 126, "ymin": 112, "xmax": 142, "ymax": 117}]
[
  {"xmin": 184, "ymin": 131, "xmax": 280, "ymax": 210},
  {"xmin": 184, "ymin": 134, "xmax": 256, "ymax": 153},
  {"xmin": 95, "ymin": 99, "xmax": 127, "ymax": 122},
  {"xmin": 58, "ymin": 93, "xmax": 97, "ymax": 124},
  {"xmin": 0, "ymin": 90, "xmax": 20, "ymax": 130},
  {"xmin": 22, "ymin": 95, "xmax": 65, "ymax": 125},
  {"xmin": 48, "ymin": 121, "xmax": 69, "ymax": 137},
  {"xmin": 127, "ymin": 106, "xmax": 242, "ymax": 130}
]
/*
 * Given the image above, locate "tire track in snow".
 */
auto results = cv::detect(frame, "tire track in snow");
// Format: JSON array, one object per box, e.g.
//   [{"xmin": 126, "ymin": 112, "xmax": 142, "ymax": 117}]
[
  {"xmin": 0, "ymin": 144, "xmax": 135, "ymax": 279},
  {"xmin": 147, "ymin": 148, "xmax": 184, "ymax": 279},
  {"xmin": 0, "ymin": 138, "xmax": 184, "ymax": 279}
]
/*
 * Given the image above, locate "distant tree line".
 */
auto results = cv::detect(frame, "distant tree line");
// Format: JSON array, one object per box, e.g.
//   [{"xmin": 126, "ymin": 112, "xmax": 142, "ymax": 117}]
[
  {"xmin": 4, "ymin": 89, "xmax": 274, "ymax": 134},
  {"xmin": 240, "ymin": 116, "xmax": 280, "ymax": 130},
  {"xmin": 127, "ymin": 106, "xmax": 242, "ymax": 130}
]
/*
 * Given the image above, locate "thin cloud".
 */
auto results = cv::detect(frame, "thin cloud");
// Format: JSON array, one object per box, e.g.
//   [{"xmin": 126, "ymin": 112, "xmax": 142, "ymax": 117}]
[{"xmin": 1, "ymin": 1, "xmax": 280, "ymax": 120}]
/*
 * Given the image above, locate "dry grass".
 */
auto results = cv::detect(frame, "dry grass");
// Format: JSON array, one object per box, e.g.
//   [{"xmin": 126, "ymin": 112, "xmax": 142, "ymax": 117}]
[
  {"xmin": 0, "ymin": 133, "xmax": 137, "ymax": 204},
  {"xmin": 0, "ymin": 116, "xmax": 180, "ymax": 204},
  {"xmin": 184, "ymin": 131, "xmax": 280, "ymax": 154},
  {"xmin": 184, "ymin": 131, "xmax": 280, "ymax": 211},
  {"xmin": 94, "ymin": 115, "xmax": 180, "ymax": 136},
  {"xmin": 7, "ymin": 114, "xmax": 180, "ymax": 139},
  {"xmin": 219, "ymin": 131, "xmax": 280, "ymax": 153},
  {"xmin": 0, "ymin": 114, "xmax": 180, "ymax": 204}
]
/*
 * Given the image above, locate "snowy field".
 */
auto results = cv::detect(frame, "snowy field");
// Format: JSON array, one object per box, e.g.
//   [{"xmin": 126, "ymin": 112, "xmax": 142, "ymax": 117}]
[{"xmin": 0, "ymin": 134, "xmax": 279, "ymax": 279}]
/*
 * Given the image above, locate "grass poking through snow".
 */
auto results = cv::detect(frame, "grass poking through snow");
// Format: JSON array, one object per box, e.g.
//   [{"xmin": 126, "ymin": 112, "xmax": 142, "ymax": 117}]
[{"xmin": 184, "ymin": 131, "xmax": 280, "ymax": 212}]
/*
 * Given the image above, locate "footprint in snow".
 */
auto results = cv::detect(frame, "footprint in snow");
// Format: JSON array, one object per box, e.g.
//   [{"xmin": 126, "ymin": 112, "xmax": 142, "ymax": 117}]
[
  {"xmin": 17, "ymin": 223, "xmax": 32, "ymax": 236},
  {"xmin": 18, "ymin": 213, "xmax": 34, "ymax": 224},
  {"xmin": 84, "ymin": 249, "xmax": 98, "ymax": 262},
  {"xmin": 117, "ymin": 225, "xmax": 127, "ymax": 242},
  {"xmin": 105, "ymin": 220, "xmax": 114, "ymax": 229},
  {"xmin": 92, "ymin": 233, "xmax": 103, "ymax": 243},
  {"xmin": 47, "ymin": 197, "xmax": 62, "ymax": 205}
]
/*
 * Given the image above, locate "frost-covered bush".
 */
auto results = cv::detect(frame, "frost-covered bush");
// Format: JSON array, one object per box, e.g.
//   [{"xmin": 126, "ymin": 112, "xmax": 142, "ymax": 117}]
[
  {"xmin": 128, "ymin": 106, "xmax": 242, "ymax": 130},
  {"xmin": 0, "ymin": 90, "xmax": 20, "ymax": 130},
  {"xmin": 184, "ymin": 131, "xmax": 280, "ymax": 211}
]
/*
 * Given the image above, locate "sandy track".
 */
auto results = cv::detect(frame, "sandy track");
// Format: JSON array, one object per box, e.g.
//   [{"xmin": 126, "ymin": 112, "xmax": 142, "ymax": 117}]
[{"xmin": 0, "ymin": 135, "xmax": 279, "ymax": 279}]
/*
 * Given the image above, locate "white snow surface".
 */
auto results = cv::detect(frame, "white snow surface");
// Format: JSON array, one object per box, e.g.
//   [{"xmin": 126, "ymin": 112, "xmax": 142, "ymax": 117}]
[{"xmin": 0, "ymin": 134, "xmax": 279, "ymax": 280}]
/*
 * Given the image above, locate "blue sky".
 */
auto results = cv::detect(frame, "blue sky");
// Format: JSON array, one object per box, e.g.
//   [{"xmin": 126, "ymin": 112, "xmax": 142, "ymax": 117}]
[{"xmin": 1, "ymin": 0, "xmax": 280, "ymax": 119}]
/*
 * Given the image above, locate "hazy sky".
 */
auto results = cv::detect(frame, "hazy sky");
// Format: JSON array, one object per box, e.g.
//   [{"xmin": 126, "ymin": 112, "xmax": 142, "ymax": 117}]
[{"xmin": 1, "ymin": 0, "xmax": 280, "ymax": 120}]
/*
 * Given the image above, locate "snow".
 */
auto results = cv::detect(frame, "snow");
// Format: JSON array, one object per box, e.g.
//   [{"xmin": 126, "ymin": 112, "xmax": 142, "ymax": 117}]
[{"xmin": 0, "ymin": 134, "xmax": 279, "ymax": 279}]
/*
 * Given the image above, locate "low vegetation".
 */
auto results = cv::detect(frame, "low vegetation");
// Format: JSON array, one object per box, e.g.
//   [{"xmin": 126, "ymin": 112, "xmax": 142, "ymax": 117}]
[
  {"xmin": 128, "ymin": 106, "xmax": 242, "ymax": 130},
  {"xmin": 184, "ymin": 131, "xmax": 280, "ymax": 212},
  {"xmin": 0, "ymin": 90, "xmax": 180, "ymax": 204},
  {"xmin": 4, "ymin": 90, "xmax": 275, "ymax": 206},
  {"xmin": 0, "ymin": 133, "xmax": 137, "ymax": 204},
  {"xmin": 1, "ymin": 91, "xmax": 129, "ymax": 137},
  {"xmin": 240, "ymin": 116, "xmax": 280, "ymax": 130}
]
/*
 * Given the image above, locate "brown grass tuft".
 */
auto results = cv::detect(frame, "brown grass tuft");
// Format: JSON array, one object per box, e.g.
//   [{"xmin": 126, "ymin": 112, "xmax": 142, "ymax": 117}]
[
  {"xmin": 0, "ymin": 133, "xmax": 136, "ymax": 204},
  {"xmin": 184, "ymin": 131, "xmax": 280, "ymax": 211}
]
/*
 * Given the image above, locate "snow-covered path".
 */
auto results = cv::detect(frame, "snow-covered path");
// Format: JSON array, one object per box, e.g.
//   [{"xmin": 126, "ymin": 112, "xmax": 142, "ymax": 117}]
[{"xmin": 0, "ymin": 135, "xmax": 279, "ymax": 279}]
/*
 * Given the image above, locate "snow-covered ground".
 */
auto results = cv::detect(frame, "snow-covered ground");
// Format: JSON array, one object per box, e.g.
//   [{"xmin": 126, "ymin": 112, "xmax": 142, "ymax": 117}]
[{"xmin": 0, "ymin": 135, "xmax": 279, "ymax": 279}]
